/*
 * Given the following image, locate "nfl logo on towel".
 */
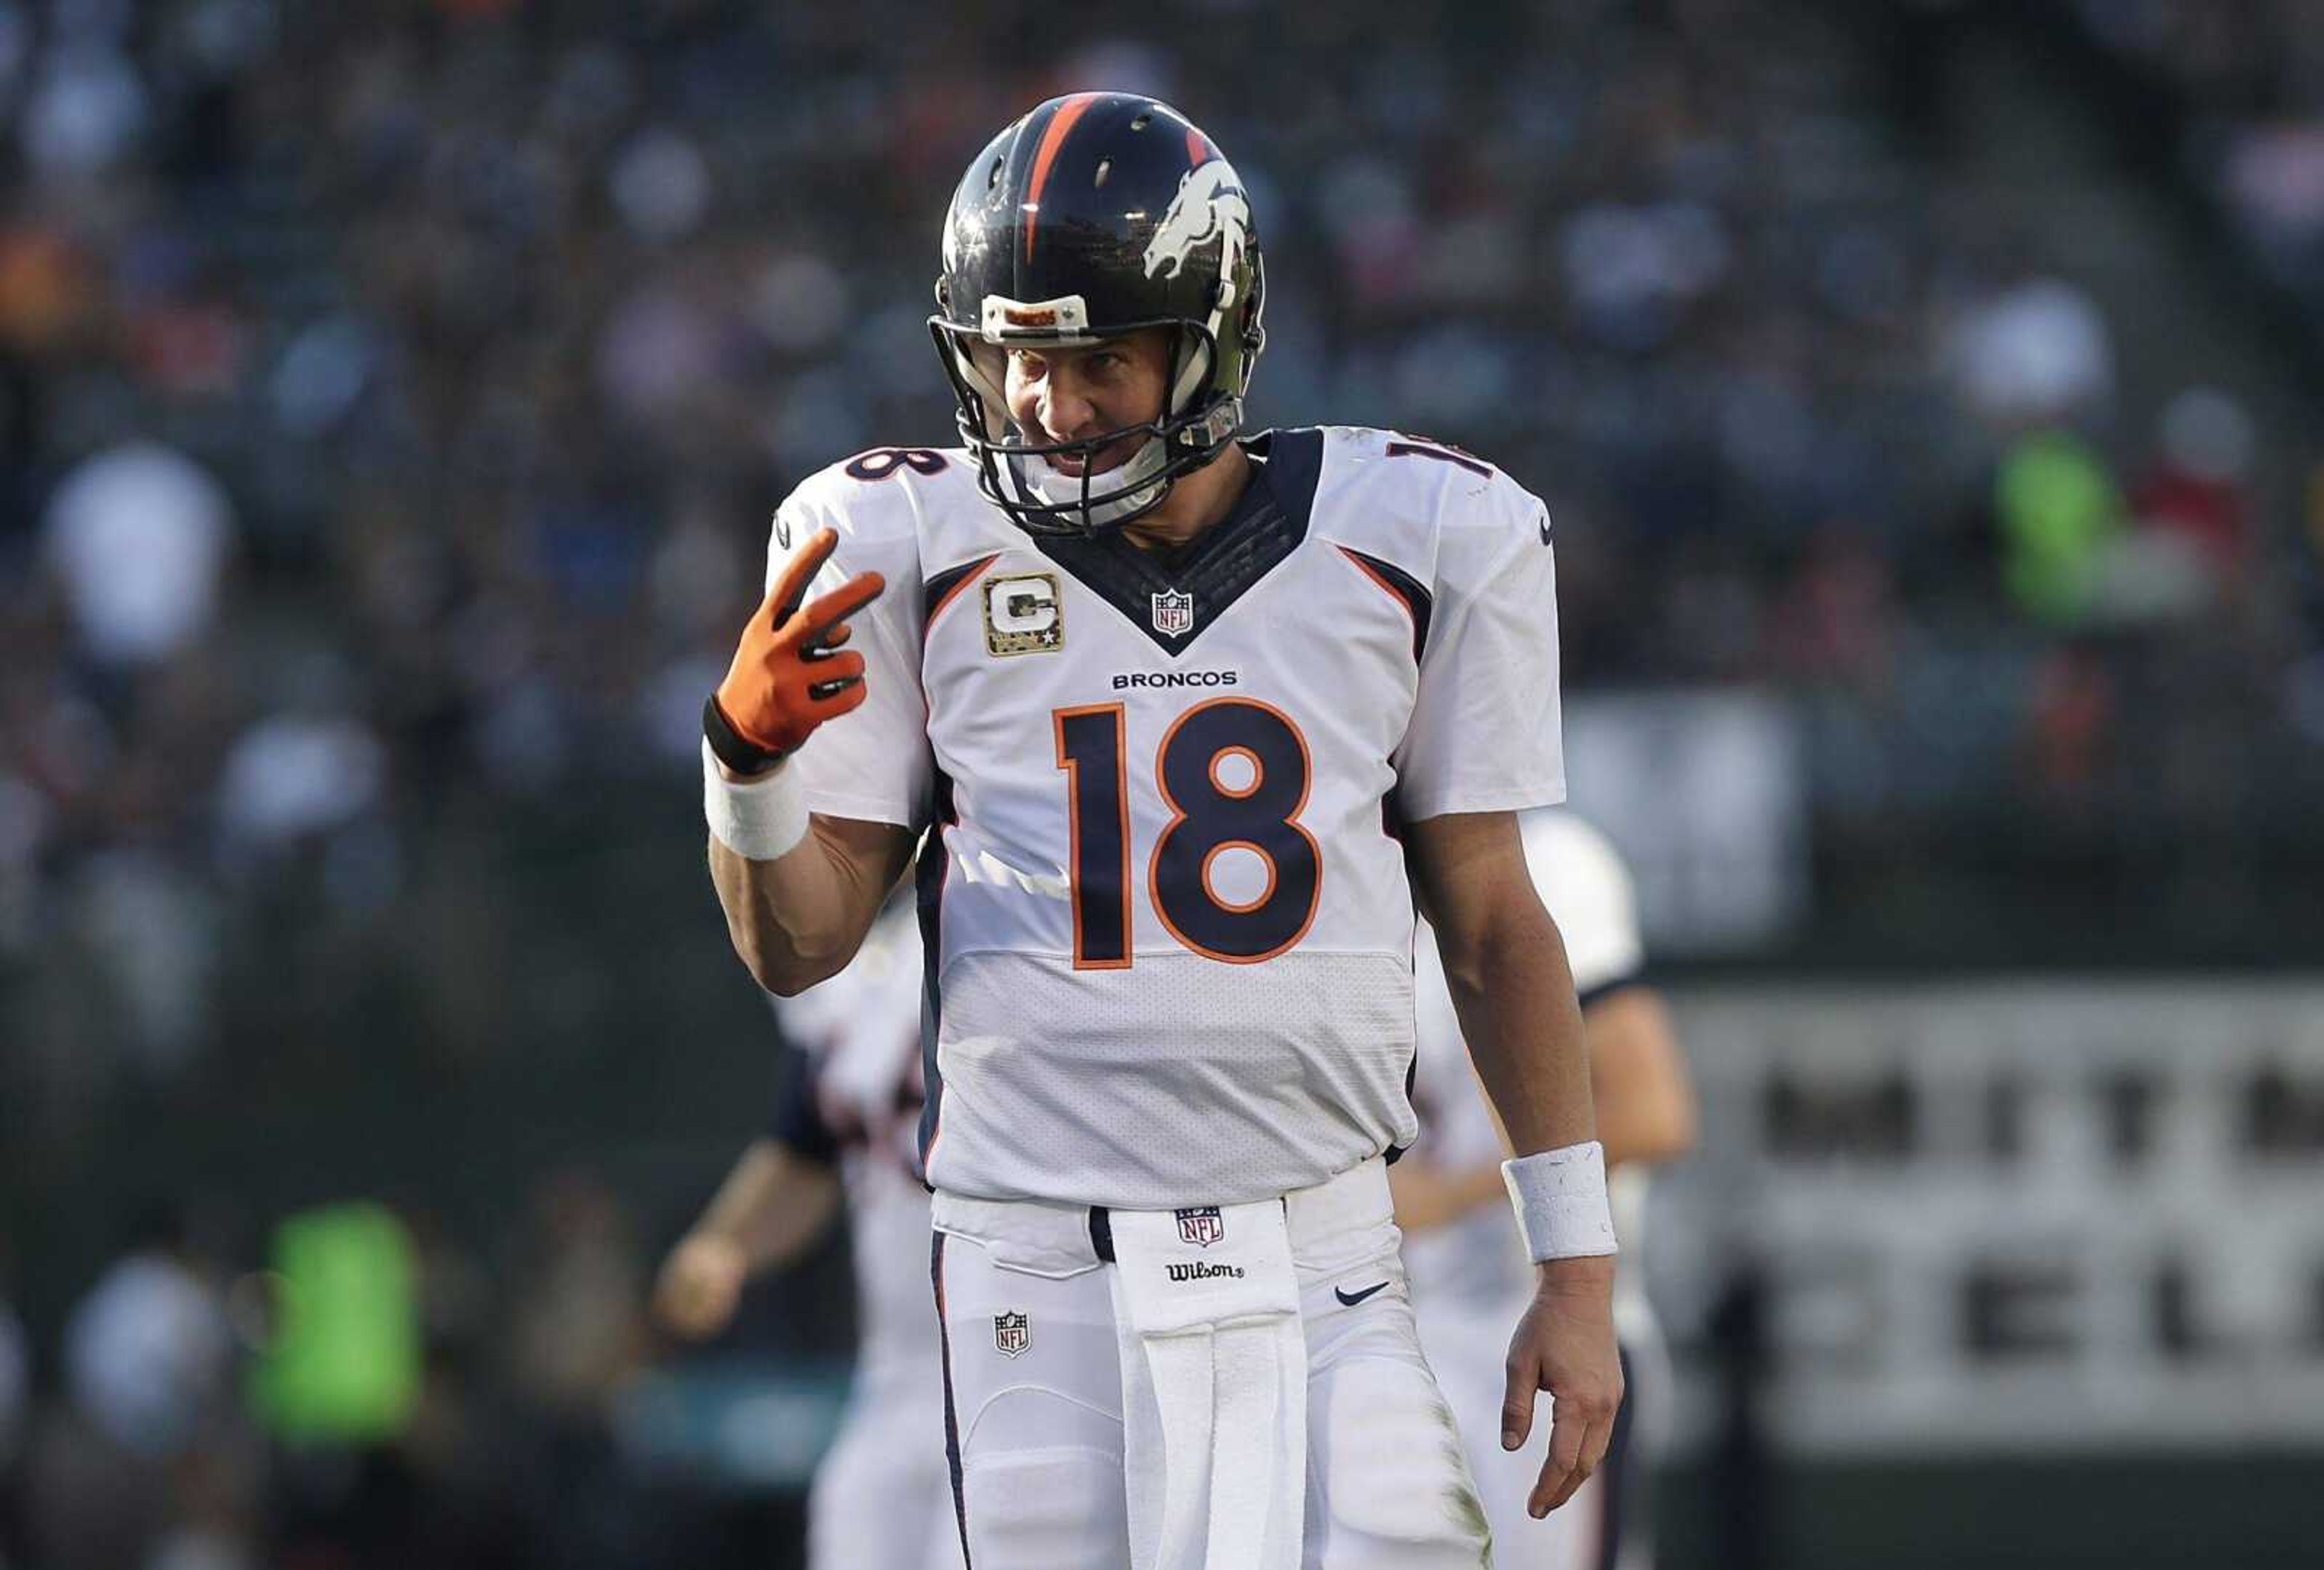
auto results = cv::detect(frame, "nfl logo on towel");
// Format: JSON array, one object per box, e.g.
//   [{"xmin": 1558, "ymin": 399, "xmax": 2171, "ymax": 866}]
[
  {"xmin": 1151, "ymin": 589, "xmax": 1194, "ymax": 638},
  {"xmin": 1175, "ymin": 1206, "xmax": 1226, "ymax": 1247},
  {"xmin": 994, "ymin": 1310, "xmax": 1031, "ymax": 1358}
]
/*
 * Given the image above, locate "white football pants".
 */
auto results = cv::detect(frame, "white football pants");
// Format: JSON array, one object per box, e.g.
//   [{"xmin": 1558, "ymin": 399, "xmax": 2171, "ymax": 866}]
[
  {"xmin": 807, "ymin": 1355, "xmax": 966, "ymax": 1570},
  {"xmin": 931, "ymin": 1158, "xmax": 1492, "ymax": 1569}
]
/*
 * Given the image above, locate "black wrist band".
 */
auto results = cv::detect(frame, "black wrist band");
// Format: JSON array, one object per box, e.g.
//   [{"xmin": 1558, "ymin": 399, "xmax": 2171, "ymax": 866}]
[{"xmin": 703, "ymin": 695, "xmax": 788, "ymax": 774}]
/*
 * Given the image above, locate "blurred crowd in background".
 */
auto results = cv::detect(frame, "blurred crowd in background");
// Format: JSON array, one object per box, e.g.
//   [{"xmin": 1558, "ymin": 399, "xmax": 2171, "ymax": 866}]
[
  {"xmin": 2075, "ymin": 0, "xmax": 2324, "ymax": 334},
  {"xmin": 5, "ymin": 0, "xmax": 2324, "ymax": 1566},
  {"xmin": 0, "ymin": 1184, "xmax": 796, "ymax": 1569}
]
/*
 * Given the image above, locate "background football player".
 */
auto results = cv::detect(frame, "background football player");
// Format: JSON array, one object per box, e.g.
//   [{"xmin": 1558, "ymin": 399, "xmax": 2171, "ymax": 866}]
[
  {"xmin": 1398, "ymin": 810, "xmax": 1696, "ymax": 1570},
  {"xmin": 655, "ymin": 897, "xmax": 962, "ymax": 1570},
  {"xmin": 700, "ymin": 93, "xmax": 1621, "ymax": 1568}
]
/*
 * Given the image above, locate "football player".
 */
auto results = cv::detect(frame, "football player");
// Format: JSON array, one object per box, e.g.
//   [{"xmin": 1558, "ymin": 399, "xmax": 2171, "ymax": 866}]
[
  {"xmin": 1399, "ymin": 811, "xmax": 1696, "ymax": 1569},
  {"xmin": 655, "ymin": 896, "xmax": 963, "ymax": 1570},
  {"xmin": 701, "ymin": 93, "xmax": 1621, "ymax": 1569}
]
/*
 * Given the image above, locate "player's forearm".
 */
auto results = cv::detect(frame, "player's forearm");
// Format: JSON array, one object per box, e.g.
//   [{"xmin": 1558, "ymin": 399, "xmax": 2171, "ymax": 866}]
[
  {"xmin": 690, "ymin": 1141, "xmax": 842, "ymax": 1270},
  {"xmin": 1440, "ymin": 891, "xmax": 1598, "ymax": 1158},
  {"xmin": 1410, "ymin": 812, "xmax": 1598, "ymax": 1157},
  {"xmin": 709, "ymin": 807, "xmax": 888, "ymax": 994},
  {"xmin": 704, "ymin": 520, "xmax": 905, "ymax": 993}
]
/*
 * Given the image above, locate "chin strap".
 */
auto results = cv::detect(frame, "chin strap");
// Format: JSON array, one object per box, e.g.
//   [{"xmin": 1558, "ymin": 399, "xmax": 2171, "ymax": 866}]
[{"xmin": 1006, "ymin": 435, "xmax": 1175, "ymax": 530}]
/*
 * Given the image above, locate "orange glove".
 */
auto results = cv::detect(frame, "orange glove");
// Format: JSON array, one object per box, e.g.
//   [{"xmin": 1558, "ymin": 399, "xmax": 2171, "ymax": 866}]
[{"xmin": 705, "ymin": 526, "xmax": 886, "ymax": 770}]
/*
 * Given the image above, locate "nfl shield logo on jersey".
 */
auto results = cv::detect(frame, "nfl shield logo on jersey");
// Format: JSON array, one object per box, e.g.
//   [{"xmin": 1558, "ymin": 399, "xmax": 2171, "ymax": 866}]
[
  {"xmin": 994, "ymin": 1310, "xmax": 1031, "ymax": 1358},
  {"xmin": 1151, "ymin": 589, "xmax": 1194, "ymax": 638},
  {"xmin": 1175, "ymin": 1206, "xmax": 1226, "ymax": 1247}
]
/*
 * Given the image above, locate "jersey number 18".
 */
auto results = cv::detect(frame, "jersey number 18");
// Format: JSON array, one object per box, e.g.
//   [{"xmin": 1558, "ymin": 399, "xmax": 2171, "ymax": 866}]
[{"xmin": 1052, "ymin": 698, "xmax": 1321, "ymax": 969}]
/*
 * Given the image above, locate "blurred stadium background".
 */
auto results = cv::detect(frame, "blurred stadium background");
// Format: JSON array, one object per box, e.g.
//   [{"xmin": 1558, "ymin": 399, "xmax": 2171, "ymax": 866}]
[{"xmin": 4, "ymin": 0, "xmax": 2322, "ymax": 1565}]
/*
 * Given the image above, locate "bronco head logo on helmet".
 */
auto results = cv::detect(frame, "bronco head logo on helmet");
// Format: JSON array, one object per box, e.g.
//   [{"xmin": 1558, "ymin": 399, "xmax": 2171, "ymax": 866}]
[{"xmin": 1144, "ymin": 162, "xmax": 1251, "ymax": 286}]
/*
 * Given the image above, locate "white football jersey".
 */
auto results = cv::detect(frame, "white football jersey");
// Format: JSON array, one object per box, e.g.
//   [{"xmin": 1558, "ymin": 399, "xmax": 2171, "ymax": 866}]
[
  {"xmin": 770, "ymin": 899, "xmax": 936, "ymax": 1370},
  {"xmin": 775, "ymin": 427, "xmax": 1563, "ymax": 1209},
  {"xmin": 1406, "ymin": 810, "xmax": 1658, "ymax": 1330}
]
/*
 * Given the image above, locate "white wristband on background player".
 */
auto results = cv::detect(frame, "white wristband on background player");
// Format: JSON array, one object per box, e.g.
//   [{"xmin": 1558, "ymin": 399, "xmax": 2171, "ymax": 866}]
[
  {"xmin": 701, "ymin": 738, "xmax": 809, "ymax": 861},
  {"xmin": 1502, "ymin": 1141, "xmax": 1618, "ymax": 1262}
]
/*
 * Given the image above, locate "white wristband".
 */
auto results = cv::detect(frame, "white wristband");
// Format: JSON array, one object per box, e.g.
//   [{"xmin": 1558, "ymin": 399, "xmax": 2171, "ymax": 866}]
[
  {"xmin": 1502, "ymin": 1141, "xmax": 1618, "ymax": 1262},
  {"xmin": 702, "ymin": 738, "xmax": 809, "ymax": 861}
]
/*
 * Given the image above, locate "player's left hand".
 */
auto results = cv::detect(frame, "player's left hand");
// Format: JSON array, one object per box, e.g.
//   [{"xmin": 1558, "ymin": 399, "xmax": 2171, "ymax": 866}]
[{"xmin": 1500, "ymin": 1255, "xmax": 1624, "ymax": 1518}]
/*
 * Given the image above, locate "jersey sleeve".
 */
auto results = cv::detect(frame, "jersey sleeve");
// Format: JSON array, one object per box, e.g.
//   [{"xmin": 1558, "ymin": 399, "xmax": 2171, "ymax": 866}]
[
  {"xmin": 1393, "ymin": 472, "xmax": 1564, "ymax": 819},
  {"xmin": 1521, "ymin": 811, "xmax": 1646, "ymax": 1001},
  {"xmin": 766, "ymin": 465, "xmax": 933, "ymax": 830}
]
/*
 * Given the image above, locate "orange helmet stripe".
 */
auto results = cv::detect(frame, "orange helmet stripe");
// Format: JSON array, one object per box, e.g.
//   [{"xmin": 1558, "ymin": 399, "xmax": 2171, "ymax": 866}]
[{"xmin": 1023, "ymin": 92, "xmax": 1102, "ymax": 263}]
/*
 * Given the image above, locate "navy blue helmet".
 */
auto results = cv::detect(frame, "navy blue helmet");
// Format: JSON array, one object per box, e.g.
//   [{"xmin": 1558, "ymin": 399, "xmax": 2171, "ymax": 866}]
[{"xmin": 930, "ymin": 93, "xmax": 1267, "ymax": 536}]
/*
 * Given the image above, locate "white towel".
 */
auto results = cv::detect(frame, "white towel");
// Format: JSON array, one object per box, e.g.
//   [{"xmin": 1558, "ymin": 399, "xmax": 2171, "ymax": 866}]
[{"xmin": 1106, "ymin": 1200, "xmax": 1307, "ymax": 1570}]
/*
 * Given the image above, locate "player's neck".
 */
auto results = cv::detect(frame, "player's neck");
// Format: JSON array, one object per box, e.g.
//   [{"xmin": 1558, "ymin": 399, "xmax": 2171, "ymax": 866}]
[{"xmin": 1117, "ymin": 442, "xmax": 1251, "ymax": 554}]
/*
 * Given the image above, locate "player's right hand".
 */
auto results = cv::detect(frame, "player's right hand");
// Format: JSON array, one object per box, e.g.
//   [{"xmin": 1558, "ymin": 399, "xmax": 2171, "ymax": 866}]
[
  {"xmin": 654, "ymin": 1233, "xmax": 750, "ymax": 1341},
  {"xmin": 707, "ymin": 525, "xmax": 885, "ymax": 770}
]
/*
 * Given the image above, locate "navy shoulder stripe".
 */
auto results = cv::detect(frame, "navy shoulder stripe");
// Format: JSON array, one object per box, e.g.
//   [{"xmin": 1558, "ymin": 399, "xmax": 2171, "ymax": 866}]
[{"xmin": 1338, "ymin": 545, "xmax": 1433, "ymax": 665}]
